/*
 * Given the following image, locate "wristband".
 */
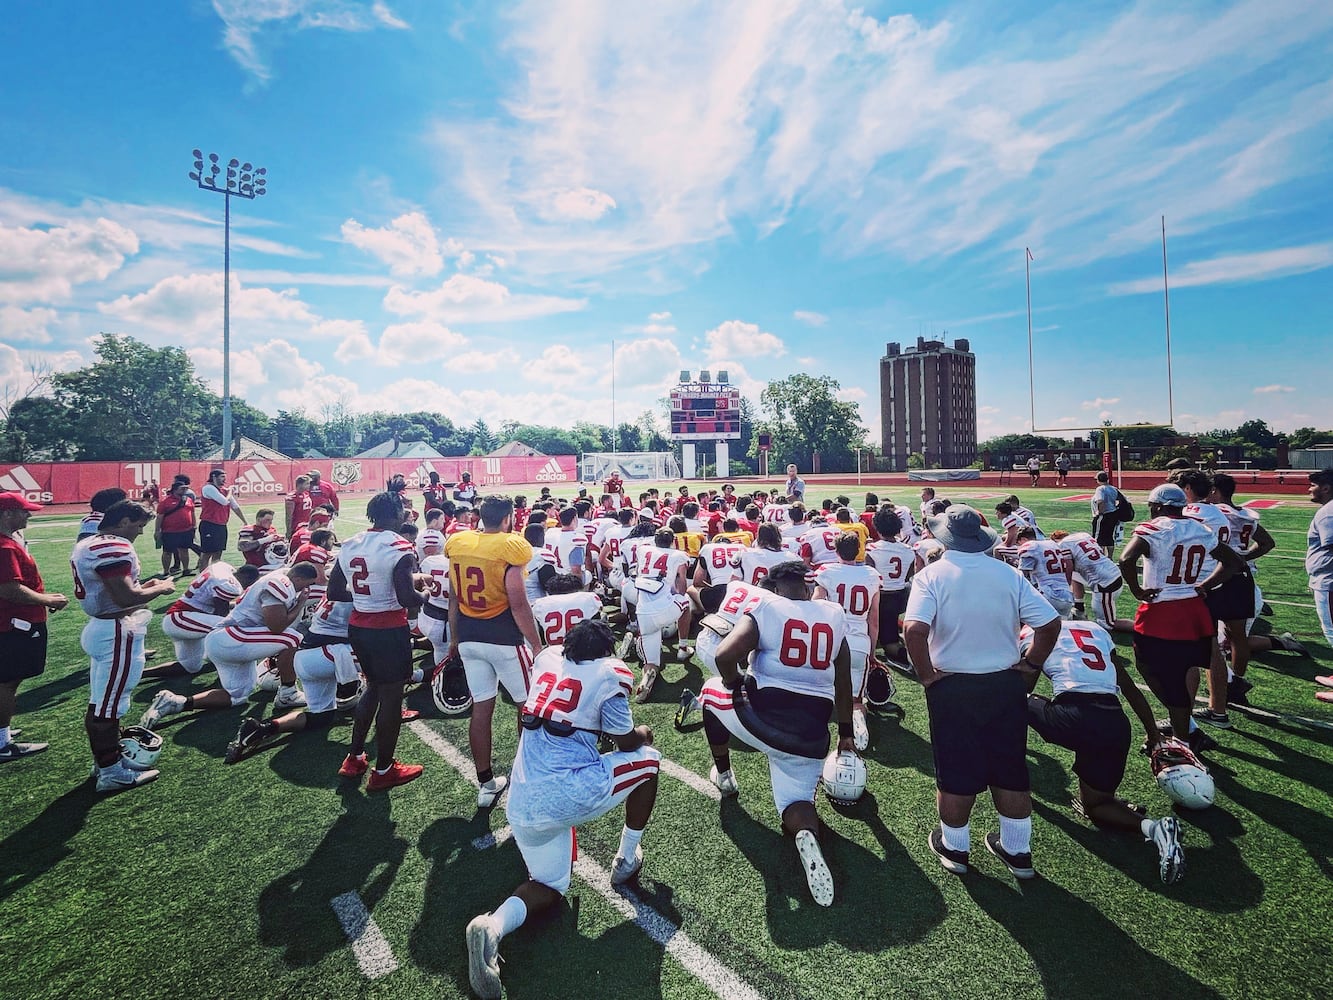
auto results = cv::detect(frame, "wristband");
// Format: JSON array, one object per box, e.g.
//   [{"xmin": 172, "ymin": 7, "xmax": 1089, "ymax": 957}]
[
  {"xmin": 728, "ymin": 674, "xmax": 745, "ymax": 694},
  {"xmin": 838, "ymin": 721, "xmax": 853, "ymax": 739},
  {"xmin": 1023, "ymin": 657, "xmax": 1044, "ymax": 671}
]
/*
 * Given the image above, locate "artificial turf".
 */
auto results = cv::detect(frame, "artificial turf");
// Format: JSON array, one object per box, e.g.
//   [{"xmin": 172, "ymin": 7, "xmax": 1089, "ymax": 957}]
[{"xmin": 2, "ymin": 486, "xmax": 1330, "ymax": 999}]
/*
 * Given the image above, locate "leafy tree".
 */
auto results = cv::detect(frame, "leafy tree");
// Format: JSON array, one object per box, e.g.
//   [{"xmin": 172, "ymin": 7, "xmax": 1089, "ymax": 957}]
[
  {"xmin": 469, "ymin": 418, "xmax": 497, "ymax": 455},
  {"xmin": 758, "ymin": 373, "xmax": 866, "ymax": 473},
  {"xmin": 274, "ymin": 409, "xmax": 324, "ymax": 456},
  {"xmin": 3, "ymin": 396, "xmax": 76, "ymax": 461},
  {"xmin": 1290, "ymin": 427, "xmax": 1333, "ymax": 449}
]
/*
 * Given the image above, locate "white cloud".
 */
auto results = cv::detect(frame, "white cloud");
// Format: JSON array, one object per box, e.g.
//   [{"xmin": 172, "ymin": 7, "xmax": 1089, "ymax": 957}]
[
  {"xmin": 793, "ymin": 310, "xmax": 828, "ymax": 327},
  {"xmin": 371, "ymin": 1, "xmax": 408, "ymax": 30},
  {"xmin": 837, "ymin": 386, "xmax": 867, "ymax": 401},
  {"xmin": 0, "ymin": 219, "xmax": 138, "ymax": 303},
  {"xmin": 704, "ymin": 319, "xmax": 786, "ymax": 360},
  {"xmin": 649, "ymin": 311, "xmax": 672, "ymax": 321},
  {"xmin": 539, "ymin": 187, "xmax": 618, "ymax": 222},
  {"xmin": 330, "ymin": 321, "xmax": 376, "ymax": 364},
  {"xmin": 613, "ymin": 337, "xmax": 683, "ymax": 388},
  {"xmin": 383, "ymin": 273, "xmax": 586, "ymax": 323},
  {"xmin": 376, "ymin": 321, "xmax": 468, "ymax": 366},
  {"xmin": 341, "ymin": 212, "xmax": 446, "ymax": 278},
  {"xmin": 99, "ymin": 273, "xmax": 317, "ymax": 342},
  {"xmin": 522, "ymin": 344, "xmax": 595, "ymax": 388},
  {"xmin": 1110, "ymin": 243, "xmax": 1333, "ymax": 295},
  {"xmin": 0, "ymin": 306, "xmax": 58, "ymax": 344},
  {"xmin": 1081, "ymin": 397, "xmax": 1121, "ymax": 410},
  {"xmin": 1254, "ymin": 384, "xmax": 1295, "ymax": 393},
  {"xmin": 191, "ymin": 336, "xmax": 361, "ymax": 411},
  {"xmin": 211, "ymin": 0, "xmax": 410, "ymax": 82},
  {"xmin": 441, "ymin": 348, "xmax": 520, "ymax": 373}
]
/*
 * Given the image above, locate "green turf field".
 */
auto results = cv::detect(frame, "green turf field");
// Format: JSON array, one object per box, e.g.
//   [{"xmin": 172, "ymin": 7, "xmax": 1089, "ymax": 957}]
[{"xmin": 3, "ymin": 487, "xmax": 1331, "ymax": 999}]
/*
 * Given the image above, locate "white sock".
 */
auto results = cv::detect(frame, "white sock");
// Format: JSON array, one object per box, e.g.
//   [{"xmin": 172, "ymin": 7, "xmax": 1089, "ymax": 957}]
[
  {"xmin": 375, "ymin": 764, "xmax": 393, "ymax": 775},
  {"xmin": 1140, "ymin": 817, "xmax": 1155, "ymax": 839},
  {"xmin": 998, "ymin": 815, "xmax": 1032, "ymax": 855},
  {"xmin": 940, "ymin": 821, "xmax": 970, "ymax": 853},
  {"xmin": 0, "ymin": 726, "xmax": 9, "ymax": 747},
  {"xmin": 493, "ymin": 895, "xmax": 527, "ymax": 939},
  {"xmin": 1227, "ymin": 668, "xmax": 1236, "ymax": 682},
  {"xmin": 279, "ymin": 684, "xmax": 297, "ymax": 696},
  {"xmin": 618, "ymin": 824, "xmax": 645, "ymax": 859}
]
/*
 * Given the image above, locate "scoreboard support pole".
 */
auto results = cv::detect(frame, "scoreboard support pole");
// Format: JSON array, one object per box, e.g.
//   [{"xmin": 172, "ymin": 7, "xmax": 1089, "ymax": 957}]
[
  {"xmin": 682, "ymin": 443, "xmax": 697, "ymax": 479},
  {"xmin": 715, "ymin": 441, "xmax": 729, "ymax": 479}
]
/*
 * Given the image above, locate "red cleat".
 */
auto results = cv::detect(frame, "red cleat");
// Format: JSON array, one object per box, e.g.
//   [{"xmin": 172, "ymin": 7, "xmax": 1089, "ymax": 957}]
[
  {"xmin": 400, "ymin": 708, "xmax": 421, "ymax": 721},
  {"xmin": 338, "ymin": 752, "xmax": 369, "ymax": 778},
  {"xmin": 367, "ymin": 760, "xmax": 424, "ymax": 791}
]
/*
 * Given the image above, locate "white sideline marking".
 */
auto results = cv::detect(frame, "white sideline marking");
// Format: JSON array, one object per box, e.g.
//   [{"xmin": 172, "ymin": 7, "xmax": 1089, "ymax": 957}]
[
  {"xmin": 472, "ymin": 827, "xmax": 513, "ymax": 851},
  {"xmin": 661, "ymin": 756, "xmax": 722, "ymax": 801},
  {"xmin": 329, "ymin": 891, "xmax": 398, "ymax": 979},
  {"xmin": 406, "ymin": 721, "xmax": 764, "ymax": 1000}
]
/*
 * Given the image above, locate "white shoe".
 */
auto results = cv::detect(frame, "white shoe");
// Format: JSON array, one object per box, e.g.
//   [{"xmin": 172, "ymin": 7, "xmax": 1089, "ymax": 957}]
[
  {"xmin": 710, "ymin": 765, "xmax": 739, "ymax": 797},
  {"xmin": 1148, "ymin": 816, "xmax": 1186, "ymax": 885},
  {"xmin": 273, "ymin": 685, "xmax": 307, "ymax": 710},
  {"xmin": 634, "ymin": 665, "xmax": 659, "ymax": 704},
  {"xmin": 478, "ymin": 775, "xmax": 509, "ymax": 809},
  {"xmin": 96, "ymin": 759, "xmax": 159, "ymax": 793},
  {"xmin": 676, "ymin": 645, "xmax": 694, "ymax": 662},
  {"xmin": 465, "ymin": 914, "xmax": 503, "ymax": 1000},
  {"xmin": 139, "ymin": 689, "xmax": 186, "ymax": 729},
  {"xmin": 255, "ymin": 666, "xmax": 281, "ymax": 693},
  {"xmin": 611, "ymin": 845, "xmax": 644, "ymax": 885},
  {"xmin": 852, "ymin": 709, "xmax": 869, "ymax": 752},
  {"xmin": 794, "ymin": 829, "xmax": 835, "ymax": 907}
]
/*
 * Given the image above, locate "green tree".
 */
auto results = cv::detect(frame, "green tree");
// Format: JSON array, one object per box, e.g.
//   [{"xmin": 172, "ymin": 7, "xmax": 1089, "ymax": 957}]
[
  {"xmin": 1290, "ymin": 427, "xmax": 1333, "ymax": 449},
  {"xmin": 3, "ymin": 395, "xmax": 76, "ymax": 461},
  {"xmin": 469, "ymin": 418, "xmax": 497, "ymax": 455},
  {"xmin": 274, "ymin": 409, "xmax": 323, "ymax": 456},
  {"xmin": 53, "ymin": 334, "xmax": 215, "ymax": 460},
  {"xmin": 758, "ymin": 373, "xmax": 866, "ymax": 473}
]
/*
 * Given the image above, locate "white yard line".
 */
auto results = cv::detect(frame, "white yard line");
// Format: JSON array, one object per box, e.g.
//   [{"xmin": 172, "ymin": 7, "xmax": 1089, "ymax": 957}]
[
  {"xmin": 329, "ymin": 891, "xmax": 399, "ymax": 979},
  {"xmin": 406, "ymin": 720, "xmax": 766, "ymax": 1000}
]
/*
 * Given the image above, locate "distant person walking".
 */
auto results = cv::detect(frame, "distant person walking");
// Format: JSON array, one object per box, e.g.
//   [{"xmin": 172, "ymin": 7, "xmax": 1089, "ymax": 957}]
[
  {"xmin": 1055, "ymin": 452, "xmax": 1072, "ymax": 487},
  {"xmin": 1026, "ymin": 455, "xmax": 1042, "ymax": 487},
  {"xmin": 1307, "ymin": 470, "xmax": 1333, "ymax": 704}
]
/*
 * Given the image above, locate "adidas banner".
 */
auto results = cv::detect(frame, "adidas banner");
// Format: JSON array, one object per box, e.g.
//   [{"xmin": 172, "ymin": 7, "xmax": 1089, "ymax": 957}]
[{"xmin": 0, "ymin": 456, "xmax": 576, "ymax": 506}]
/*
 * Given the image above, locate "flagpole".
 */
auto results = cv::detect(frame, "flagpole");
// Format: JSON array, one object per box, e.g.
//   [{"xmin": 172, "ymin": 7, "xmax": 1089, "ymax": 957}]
[
  {"xmin": 1161, "ymin": 216, "xmax": 1175, "ymax": 429},
  {"xmin": 1025, "ymin": 247, "xmax": 1035, "ymax": 432},
  {"xmin": 611, "ymin": 338, "xmax": 617, "ymax": 458}
]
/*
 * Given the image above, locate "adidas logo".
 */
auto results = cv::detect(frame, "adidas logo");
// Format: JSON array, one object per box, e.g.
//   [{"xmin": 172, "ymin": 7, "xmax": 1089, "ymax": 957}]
[
  {"xmin": 233, "ymin": 462, "xmax": 285, "ymax": 495},
  {"xmin": 0, "ymin": 466, "xmax": 53, "ymax": 503},
  {"xmin": 534, "ymin": 458, "xmax": 568, "ymax": 482},
  {"xmin": 410, "ymin": 461, "xmax": 439, "ymax": 487}
]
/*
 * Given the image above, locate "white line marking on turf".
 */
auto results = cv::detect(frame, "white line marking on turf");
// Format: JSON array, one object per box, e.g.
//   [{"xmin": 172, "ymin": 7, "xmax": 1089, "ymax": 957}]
[
  {"xmin": 472, "ymin": 827, "xmax": 513, "ymax": 851},
  {"xmin": 329, "ymin": 891, "xmax": 399, "ymax": 980},
  {"xmin": 660, "ymin": 757, "xmax": 722, "ymax": 801},
  {"xmin": 405, "ymin": 720, "xmax": 765, "ymax": 1000}
]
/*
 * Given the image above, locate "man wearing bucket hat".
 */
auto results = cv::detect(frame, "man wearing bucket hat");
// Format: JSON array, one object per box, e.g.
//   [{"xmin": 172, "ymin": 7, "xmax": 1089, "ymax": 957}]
[
  {"xmin": 0, "ymin": 493, "xmax": 70, "ymax": 763},
  {"xmin": 904, "ymin": 505, "xmax": 1061, "ymax": 880}
]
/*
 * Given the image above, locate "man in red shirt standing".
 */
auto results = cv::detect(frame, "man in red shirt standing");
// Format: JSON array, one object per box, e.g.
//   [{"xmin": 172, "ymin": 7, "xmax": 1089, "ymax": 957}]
[
  {"xmin": 155, "ymin": 478, "xmax": 198, "ymax": 578},
  {"xmin": 199, "ymin": 469, "xmax": 246, "ymax": 569},
  {"xmin": 307, "ymin": 468, "xmax": 339, "ymax": 514},
  {"xmin": 0, "ymin": 493, "xmax": 69, "ymax": 762},
  {"xmin": 285, "ymin": 475, "xmax": 314, "ymax": 540}
]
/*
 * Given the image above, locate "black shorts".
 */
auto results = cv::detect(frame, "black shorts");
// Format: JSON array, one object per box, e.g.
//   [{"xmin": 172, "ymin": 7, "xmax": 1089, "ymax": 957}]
[
  {"xmin": 924, "ymin": 669, "xmax": 1030, "ymax": 796},
  {"xmin": 878, "ymin": 589, "xmax": 910, "ymax": 646},
  {"xmin": 1132, "ymin": 633, "xmax": 1210, "ymax": 708},
  {"xmin": 1027, "ymin": 692, "xmax": 1130, "ymax": 793},
  {"xmin": 198, "ymin": 522, "xmax": 227, "ymax": 554},
  {"xmin": 348, "ymin": 624, "xmax": 413, "ymax": 685},
  {"xmin": 1093, "ymin": 515, "xmax": 1118, "ymax": 547},
  {"xmin": 0, "ymin": 623, "xmax": 48, "ymax": 683},
  {"xmin": 698, "ymin": 583, "xmax": 727, "ymax": 615},
  {"xmin": 162, "ymin": 529, "xmax": 196, "ymax": 551},
  {"xmin": 1205, "ymin": 570, "xmax": 1254, "ymax": 623}
]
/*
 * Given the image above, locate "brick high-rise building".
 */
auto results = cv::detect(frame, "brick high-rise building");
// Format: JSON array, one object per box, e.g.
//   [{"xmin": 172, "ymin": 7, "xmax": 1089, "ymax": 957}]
[{"xmin": 879, "ymin": 337, "xmax": 977, "ymax": 469}]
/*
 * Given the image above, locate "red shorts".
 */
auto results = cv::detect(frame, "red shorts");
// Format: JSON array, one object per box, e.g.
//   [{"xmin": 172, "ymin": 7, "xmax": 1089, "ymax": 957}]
[{"xmin": 1133, "ymin": 597, "xmax": 1213, "ymax": 640}]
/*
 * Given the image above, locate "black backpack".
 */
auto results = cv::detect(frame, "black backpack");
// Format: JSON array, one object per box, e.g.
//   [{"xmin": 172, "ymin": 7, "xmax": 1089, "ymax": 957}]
[{"xmin": 1113, "ymin": 489, "xmax": 1135, "ymax": 523}]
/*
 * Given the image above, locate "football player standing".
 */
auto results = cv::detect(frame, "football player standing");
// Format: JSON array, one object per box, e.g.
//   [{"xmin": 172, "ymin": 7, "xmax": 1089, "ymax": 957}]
[{"xmin": 814, "ymin": 533, "xmax": 881, "ymax": 750}]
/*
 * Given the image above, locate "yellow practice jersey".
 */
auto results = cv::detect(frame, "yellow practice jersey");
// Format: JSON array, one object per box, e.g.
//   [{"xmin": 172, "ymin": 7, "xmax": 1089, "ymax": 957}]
[
  {"xmin": 673, "ymin": 531, "xmax": 705, "ymax": 557},
  {"xmin": 444, "ymin": 530, "xmax": 534, "ymax": 619},
  {"xmin": 833, "ymin": 521, "xmax": 870, "ymax": 562},
  {"xmin": 714, "ymin": 530, "xmax": 754, "ymax": 546}
]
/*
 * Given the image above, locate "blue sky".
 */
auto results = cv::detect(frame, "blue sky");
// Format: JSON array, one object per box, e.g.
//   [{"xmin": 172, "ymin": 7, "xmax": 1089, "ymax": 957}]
[{"xmin": 2, "ymin": 0, "xmax": 1331, "ymax": 449}]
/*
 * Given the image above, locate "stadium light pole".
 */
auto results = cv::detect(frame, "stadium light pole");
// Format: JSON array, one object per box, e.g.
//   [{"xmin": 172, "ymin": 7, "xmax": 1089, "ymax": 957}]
[{"xmin": 189, "ymin": 150, "xmax": 268, "ymax": 461}]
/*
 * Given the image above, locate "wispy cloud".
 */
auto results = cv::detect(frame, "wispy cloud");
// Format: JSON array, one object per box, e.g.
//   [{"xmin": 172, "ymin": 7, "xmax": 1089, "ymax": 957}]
[
  {"xmin": 1253, "ymin": 384, "xmax": 1296, "ymax": 394},
  {"xmin": 793, "ymin": 310, "xmax": 828, "ymax": 327},
  {"xmin": 1110, "ymin": 243, "xmax": 1333, "ymax": 295},
  {"xmin": 1081, "ymin": 397, "xmax": 1121, "ymax": 410},
  {"xmin": 211, "ymin": 0, "xmax": 409, "ymax": 82}
]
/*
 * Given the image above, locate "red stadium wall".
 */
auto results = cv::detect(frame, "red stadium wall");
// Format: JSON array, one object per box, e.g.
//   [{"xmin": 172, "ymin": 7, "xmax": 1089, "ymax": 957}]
[{"xmin": 0, "ymin": 455, "xmax": 576, "ymax": 506}]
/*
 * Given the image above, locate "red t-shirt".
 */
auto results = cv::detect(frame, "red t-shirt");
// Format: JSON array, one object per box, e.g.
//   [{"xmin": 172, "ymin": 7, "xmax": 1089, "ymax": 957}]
[
  {"xmin": 0, "ymin": 533, "xmax": 46, "ymax": 627},
  {"xmin": 308, "ymin": 481, "xmax": 339, "ymax": 512},
  {"xmin": 859, "ymin": 510, "xmax": 879, "ymax": 541},
  {"xmin": 287, "ymin": 490, "xmax": 314, "ymax": 535},
  {"xmin": 158, "ymin": 494, "xmax": 196, "ymax": 532}
]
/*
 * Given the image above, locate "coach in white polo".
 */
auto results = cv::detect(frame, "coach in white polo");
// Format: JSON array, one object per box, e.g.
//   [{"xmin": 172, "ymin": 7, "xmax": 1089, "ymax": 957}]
[{"xmin": 904, "ymin": 505, "xmax": 1060, "ymax": 880}]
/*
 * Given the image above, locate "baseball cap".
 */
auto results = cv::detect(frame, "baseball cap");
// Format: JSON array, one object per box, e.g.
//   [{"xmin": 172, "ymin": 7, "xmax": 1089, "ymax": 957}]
[
  {"xmin": 1309, "ymin": 469, "xmax": 1333, "ymax": 488},
  {"xmin": 309, "ymin": 509, "xmax": 334, "ymax": 522},
  {"xmin": 927, "ymin": 505, "xmax": 998, "ymax": 554},
  {"xmin": 1147, "ymin": 483, "xmax": 1188, "ymax": 508},
  {"xmin": 307, "ymin": 469, "xmax": 321, "ymax": 477},
  {"xmin": 0, "ymin": 491, "xmax": 42, "ymax": 512}
]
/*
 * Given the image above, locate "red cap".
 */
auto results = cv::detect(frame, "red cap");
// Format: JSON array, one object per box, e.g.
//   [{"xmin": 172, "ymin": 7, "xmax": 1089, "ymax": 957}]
[
  {"xmin": 0, "ymin": 492, "xmax": 42, "ymax": 512},
  {"xmin": 309, "ymin": 509, "xmax": 334, "ymax": 522}
]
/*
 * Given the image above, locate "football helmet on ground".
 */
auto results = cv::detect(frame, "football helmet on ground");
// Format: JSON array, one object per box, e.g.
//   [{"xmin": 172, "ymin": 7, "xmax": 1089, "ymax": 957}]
[
  {"xmin": 821, "ymin": 749, "xmax": 867, "ymax": 805},
  {"xmin": 120, "ymin": 726, "xmax": 164, "ymax": 770},
  {"xmin": 1151, "ymin": 738, "xmax": 1215, "ymax": 809}
]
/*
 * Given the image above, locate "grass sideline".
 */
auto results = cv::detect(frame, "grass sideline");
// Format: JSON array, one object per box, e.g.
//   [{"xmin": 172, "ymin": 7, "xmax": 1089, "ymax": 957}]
[{"xmin": 2, "ymin": 486, "xmax": 1331, "ymax": 999}]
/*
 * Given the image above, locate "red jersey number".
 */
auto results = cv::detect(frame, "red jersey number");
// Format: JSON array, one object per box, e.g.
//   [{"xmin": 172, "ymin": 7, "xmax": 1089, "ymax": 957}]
[
  {"xmin": 349, "ymin": 557, "xmax": 371, "ymax": 596},
  {"xmin": 1070, "ymin": 627, "xmax": 1107, "ymax": 671},
  {"xmin": 529, "ymin": 673, "xmax": 583, "ymax": 718},
  {"xmin": 778, "ymin": 619, "xmax": 834, "ymax": 669}
]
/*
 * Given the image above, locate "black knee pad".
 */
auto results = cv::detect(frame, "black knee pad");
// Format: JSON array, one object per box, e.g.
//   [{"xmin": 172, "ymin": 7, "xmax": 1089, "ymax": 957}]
[{"xmin": 703, "ymin": 707, "xmax": 730, "ymax": 746}]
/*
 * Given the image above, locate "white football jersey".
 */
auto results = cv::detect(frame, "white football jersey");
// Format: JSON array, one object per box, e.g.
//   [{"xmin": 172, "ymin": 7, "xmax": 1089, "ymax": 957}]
[
  {"xmin": 866, "ymin": 539, "xmax": 913, "ymax": 590},
  {"xmin": 544, "ymin": 527, "xmax": 587, "ymax": 573},
  {"xmin": 1019, "ymin": 540, "xmax": 1074, "ymax": 600},
  {"xmin": 894, "ymin": 505, "xmax": 922, "ymax": 544},
  {"xmin": 814, "ymin": 563, "xmax": 880, "ymax": 643},
  {"xmin": 532, "ymin": 591, "xmax": 603, "ymax": 645},
  {"xmin": 1215, "ymin": 503, "xmax": 1259, "ymax": 555},
  {"xmin": 780, "ymin": 519, "xmax": 807, "ymax": 542},
  {"xmin": 637, "ymin": 544, "xmax": 690, "ymax": 586},
  {"xmin": 713, "ymin": 579, "xmax": 773, "ymax": 626},
  {"xmin": 1023, "ymin": 620, "xmax": 1118, "ymax": 697},
  {"xmin": 77, "ymin": 511, "xmax": 103, "ymax": 539},
  {"xmin": 1015, "ymin": 506, "xmax": 1041, "ymax": 532},
  {"xmin": 224, "ymin": 570, "xmax": 302, "ymax": 628},
  {"xmin": 697, "ymin": 541, "xmax": 746, "ymax": 586},
  {"xmin": 336, "ymin": 528, "xmax": 417, "ymax": 615},
  {"xmin": 307, "ymin": 597, "xmax": 352, "ymax": 639},
  {"xmin": 419, "ymin": 553, "xmax": 451, "ymax": 611},
  {"xmin": 798, "ymin": 525, "xmax": 843, "ymax": 567},
  {"xmin": 521, "ymin": 648, "xmax": 636, "ymax": 733},
  {"xmin": 71, "ymin": 533, "xmax": 142, "ymax": 618},
  {"xmin": 523, "ymin": 546, "xmax": 557, "ymax": 604},
  {"xmin": 734, "ymin": 547, "xmax": 790, "ymax": 586},
  {"xmin": 1183, "ymin": 503, "xmax": 1230, "ymax": 578},
  {"xmin": 1060, "ymin": 531, "xmax": 1122, "ymax": 589},
  {"xmin": 1132, "ymin": 516, "xmax": 1218, "ymax": 601},
  {"xmin": 178, "ymin": 564, "xmax": 243, "ymax": 612},
  {"xmin": 761, "ymin": 503, "xmax": 789, "ymax": 525},
  {"xmin": 749, "ymin": 596, "xmax": 848, "ymax": 700},
  {"xmin": 417, "ymin": 528, "xmax": 445, "ymax": 561},
  {"xmin": 600, "ymin": 524, "xmax": 633, "ymax": 567}
]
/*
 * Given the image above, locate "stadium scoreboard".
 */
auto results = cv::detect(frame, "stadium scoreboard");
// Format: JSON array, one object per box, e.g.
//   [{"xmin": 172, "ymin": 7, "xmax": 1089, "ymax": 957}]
[{"xmin": 669, "ymin": 383, "xmax": 741, "ymax": 440}]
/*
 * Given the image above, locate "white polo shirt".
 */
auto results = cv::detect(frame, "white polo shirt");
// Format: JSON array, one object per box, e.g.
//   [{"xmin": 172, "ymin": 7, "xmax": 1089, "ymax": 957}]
[{"xmin": 904, "ymin": 549, "xmax": 1058, "ymax": 674}]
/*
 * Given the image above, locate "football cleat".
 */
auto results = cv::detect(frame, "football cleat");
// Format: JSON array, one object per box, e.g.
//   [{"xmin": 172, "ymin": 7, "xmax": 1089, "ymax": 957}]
[
  {"xmin": 430, "ymin": 656, "xmax": 473, "ymax": 716},
  {"xmin": 674, "ymin": 689, "xmax": 700, "ymax": 730},
  {"xmin": 1192, "ymin": 708, "xmax": 1232, "ymax": 730},
  {"xmin": 255, "ymin": 666, "xmax": 281, "ymax": 693},
  {"xmin": 225, "ymin": 718, "xmax": 278, "ymax": 764},
  {"xmin": 794, "ymin": 829, "xmax": 835, "ymax": 906},
  {"xmin": 851, "ymin": 709, "xmax": 869, "ymax": 752},
  {"xmin": 634, "ymin": 665, "xmax": 659, "ymax": 704},
  {"xmin": 1278, "ymin": 631, "xmax": 1307, "ymax": 656},
  {"xmin": 273, "ymin": 686, "xmax": 307, "ymax": 711},
  {"xmin": 984, "ymin": 831, "xmax": 1035, "ymax": 880},
  {"xmin": 1151, "ymin": 739, "xmax": 1215, "ymax": 809},
  {"xmin": 478, "ymin": 775, "xmax": 509, "ymax": 809},
  {"xmin": 139, "ymin": 690, "xmax": 186, "ymax": 729},
  {"xmin": 710, "ymin": 765, "xmax": 739, "ymax": 797},
  {"xmin": 0, "ymin": 740, "xmax": 48, "ymax": 763},
  {"xmin": 95, "ymin": 759, "xmax": 159, "ymax": 793},
  {"xmin": 611, "ymin": 845, "xmax": 644, "ymax": 885},
  {"xmin": 1226, "ymin": 675, "xmax": 1253, "ymax": 706},
  {"xmin": 1148, "ymin": 816, "xmax": 1186, "ymax": 885},
  {"xmin": 616, "ymin": 625, "xmax": 638, "ymax": 661},
  {"xmin": 676, "ymin": 645, "xmax": 694, "ymax": 662},
  {"xmin": 465, "ymin": 914, "xmax": 503, "ymax": 1000}
]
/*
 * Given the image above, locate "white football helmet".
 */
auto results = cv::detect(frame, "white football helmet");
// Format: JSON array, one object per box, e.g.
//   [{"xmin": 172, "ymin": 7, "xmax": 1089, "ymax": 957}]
[
  {"xmin": 821, "ymin": 749, "xmax": 867, "ymax": 805},
  {"xmin": 263, "ymin": 540, "xmax": 289, "ymax": 569},
  {"xmin": 1151, "ymin": 739, "xmax": 1215, "ymax": 809},
  {"xmin": 120, "ymin": 726, "xmax": 163, "ymax": 770},
  {"xmin": 335, "ymin": 676, "xmax": 366, "ymax": 711}
]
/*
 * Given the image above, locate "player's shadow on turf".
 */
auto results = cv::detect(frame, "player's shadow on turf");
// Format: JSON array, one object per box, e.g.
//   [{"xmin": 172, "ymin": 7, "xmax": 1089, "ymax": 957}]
[
  {"xmin": 257, "ymin": 787, "xmax": 406, "ymax": 968},
  {"xmin": 0, "ymin": 784, "xmax": 97, "ymax": 904},
  {"xmin": 718, "ymin": 795, "xmax": 946, "ymax": 949},
  {"xmin": 1208, "ymin": 767, "xmax": 1333, "ymax": 881},
  {"xmin": 1222, "ymin": 727, "xmax": 1333, "ymax": 798},
  {"xmin": 16, "ymin": 667, "xmax": 91, "ymax": 714},
  {"xmin": 962, "ymin": 873, "xmax": 1223, "ymax": 1000},
  {"xmin": 861, "ymin": 715, "xmax": 934, "ymax": 779},
  {"xmin": 1161, "ymin": 801, "xmax": 1265, "ymax": 913}
]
